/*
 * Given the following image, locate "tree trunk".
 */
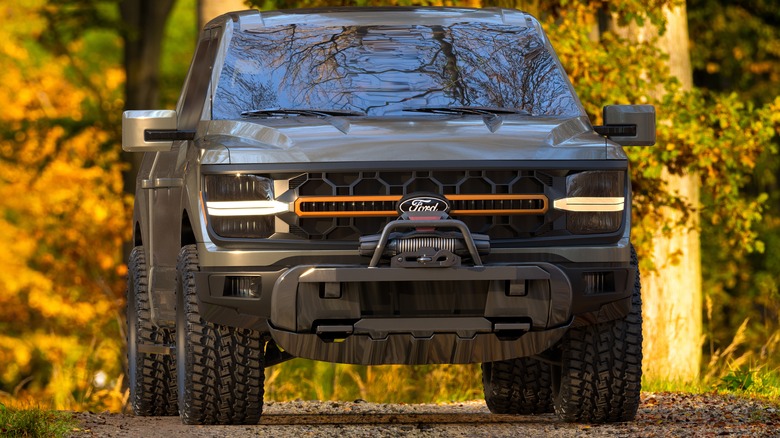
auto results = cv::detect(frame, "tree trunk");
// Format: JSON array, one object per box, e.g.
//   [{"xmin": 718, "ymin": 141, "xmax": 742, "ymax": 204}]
[
  {"xmin": 120, "ymin": 0, "xmax": 176, "ymax": 112},
  {"xmin": 604, "ymin": 5, "xmax": 702, "ymax": 382},
  {"xmin": 643, "ymin": 170, "xmax": 702, "ymax": 382},
  {"xmin": 642, "ymin": 5, "xmax": 702, "ymax": 383},
  {"xmin": 119, "ymin": 0, "xmax": 176, "ymax": 252},
  {"xmin": 120, "ymin": 0, "xmax": 176, "ymax": 177}
]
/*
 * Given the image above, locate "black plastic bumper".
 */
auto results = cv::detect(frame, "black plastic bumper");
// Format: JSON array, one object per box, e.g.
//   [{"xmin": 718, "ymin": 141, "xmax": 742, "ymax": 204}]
[
  {"xmin": 193, "ymin": 255, "xmax": 636, "ymax": 365},
  {"xmin": 267, "ymin": 263, "xmax": 573, "ymax": 364}
]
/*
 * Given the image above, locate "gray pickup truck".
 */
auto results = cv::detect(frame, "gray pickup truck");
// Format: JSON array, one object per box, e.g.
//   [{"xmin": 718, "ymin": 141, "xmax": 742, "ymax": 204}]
[{"xmin": 122, "ymin": 7, "xmax": 654, "ymax": 425}]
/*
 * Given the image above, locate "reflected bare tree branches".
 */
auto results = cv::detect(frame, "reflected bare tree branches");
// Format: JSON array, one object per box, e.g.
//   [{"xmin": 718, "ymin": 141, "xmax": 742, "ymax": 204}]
[{"xmin": 213, "ymin": 22, "xmax": 580, "ymax": 118}]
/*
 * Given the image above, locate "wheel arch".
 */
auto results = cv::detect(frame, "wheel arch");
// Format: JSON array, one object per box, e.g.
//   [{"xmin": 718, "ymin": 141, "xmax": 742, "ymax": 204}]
[
  {"xmin": 181, "ymin": 209, "xmax": 197, "ymax": 248},
  {"xmin": 133, "ymin": 220, "xmax": 143, "ymax": 247}
]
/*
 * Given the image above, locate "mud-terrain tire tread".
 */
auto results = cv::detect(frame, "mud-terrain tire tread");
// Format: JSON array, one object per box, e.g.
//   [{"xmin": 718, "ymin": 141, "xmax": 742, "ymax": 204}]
[
  {"xmin": 127, "ymin": 246, "xmax": 178, "ymax": 416},
  {"xmin": 482, "ymin": 357, "xmax": 554, "ymax": 414},
  {"xmin": 553, "ymin": 245, "xmax": 643, "ymax": 423},
  {"xmin": 176, "ymin": 244, "xmax": 264, "ymax": 425}
]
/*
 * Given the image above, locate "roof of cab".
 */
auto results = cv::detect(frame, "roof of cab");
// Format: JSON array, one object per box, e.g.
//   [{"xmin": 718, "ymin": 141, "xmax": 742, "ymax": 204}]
[{"xmin": 205, "ymin": 7, "xmax": 535, "ymax": 31}]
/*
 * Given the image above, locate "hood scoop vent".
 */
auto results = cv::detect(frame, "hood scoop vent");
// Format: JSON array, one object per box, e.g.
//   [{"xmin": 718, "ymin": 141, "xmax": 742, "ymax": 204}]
[
  {"xmin": 326, "ymin": 116, "xmax": 351, "ymax": 134},
  {"xmin": 483, "ymin": 115, "xmax": 503, "ymax": 133}
]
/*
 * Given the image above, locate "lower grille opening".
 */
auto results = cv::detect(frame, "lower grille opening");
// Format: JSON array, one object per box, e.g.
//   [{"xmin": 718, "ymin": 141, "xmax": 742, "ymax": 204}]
[
  {"xmin": 358, "ymin": 280, "xmax": 490, "ymax": 318},
  {"xmin": 582, "ymin": 272, "xmax": 616, "ymax": 295}
]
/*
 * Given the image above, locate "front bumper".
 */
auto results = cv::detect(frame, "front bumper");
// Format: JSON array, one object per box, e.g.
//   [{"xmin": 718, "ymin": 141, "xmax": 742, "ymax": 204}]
[
  {"xmin": 193, "ymin": 238, "xmax": 635, "ymax": 365},
  {"xmin": 267, "ymin": 263, "xmax": 572, "ymax": 364}
]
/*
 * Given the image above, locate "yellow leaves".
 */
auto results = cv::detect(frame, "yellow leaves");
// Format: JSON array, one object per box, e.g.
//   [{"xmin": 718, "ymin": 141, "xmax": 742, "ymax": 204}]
[
  {"xmin": 0, "ymin": 336, "xmax": 33, "ymax": 379},
  {"xmin": 0, "ymin": 219, "xmax": 52, "ymax": 325},
  {"xmin": 26, "ymin": 289, "xmax": 112, "ymax": 327},
  {"xmin": 1, "ymin": 47, "xmax": 89, "ymax": 123},
  {"xmin": 88, "ymin": 375, "xmax": 129, "ymax": 413},
  {"xmin": 104, "ymin": 67, "xmax": 126, "ymax": 95},
  {"xmin": 0, "ymin": 2, "xmax": 130, "ymax": 413}
]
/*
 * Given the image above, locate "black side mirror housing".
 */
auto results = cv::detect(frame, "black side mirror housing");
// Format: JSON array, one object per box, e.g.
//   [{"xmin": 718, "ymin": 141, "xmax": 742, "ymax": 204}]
[{"xmin": 593, "ymin": 104, "xmax": 656, "ymax": 146}]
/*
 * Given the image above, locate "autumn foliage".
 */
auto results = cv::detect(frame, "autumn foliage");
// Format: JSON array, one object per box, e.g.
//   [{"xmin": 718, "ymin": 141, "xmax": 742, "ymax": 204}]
[
  {"xmin": 0, "ymin": 0, "xmax": 130, "ymax": 410},
  {"xmin": 0, "ymin": 0, "xmax": 778, "ymax": 412}
]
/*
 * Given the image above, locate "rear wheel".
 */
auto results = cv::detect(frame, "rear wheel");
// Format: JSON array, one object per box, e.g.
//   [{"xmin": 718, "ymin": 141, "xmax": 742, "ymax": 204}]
[
  {"xmin": 551, "ymin": 245, "xmax": 643, "ymax": 423},
  {"xmin": 126, "ymin": 246, "xmax": 178, "ymax": 416},
  {"xmin": 482, "ymin": 356, "xmax": 554, "ymax": 414},
  {"xmin": 175, "ymin": 244, "xmax": 265, "ymax": 425}
]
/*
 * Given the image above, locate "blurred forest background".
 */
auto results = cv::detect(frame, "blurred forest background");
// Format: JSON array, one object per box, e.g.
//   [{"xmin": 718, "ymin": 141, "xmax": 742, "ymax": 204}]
[{"xmin": 0, "ymin": 0, "xmax": 778, "ymax": 411}]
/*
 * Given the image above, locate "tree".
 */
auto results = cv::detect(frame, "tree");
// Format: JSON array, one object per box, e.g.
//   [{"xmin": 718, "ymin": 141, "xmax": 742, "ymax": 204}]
[
  {"xmin": 119, "ymin": 0, "xmax": 177, "ymax": 200},
  {"xmin": 689, "ymin": 0, "xmax": 780, "ymax": 106},
  {"xmin": 688, "ymin": 0, "xmax": 780, "ymax": 375},
  {"xmin": 0, "ymin": 0, "xmax": 129, "ymax": 410},
  {"xmin": 0, "ymin": 0, "xmax": 197, "ymax": 411},
  {"xmin": 606, "ymin": 3, "xmax": 703, "ymax": 383},
  {"xmin": 120, "ymin": 0, "xmax": 177, "ymax": 111}
]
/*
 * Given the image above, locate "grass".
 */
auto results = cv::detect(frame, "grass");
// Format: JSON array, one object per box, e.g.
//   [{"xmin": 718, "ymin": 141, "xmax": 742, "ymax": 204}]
[
  {"xmin": 712, "ymin": 366, "xmax": 780, "ymax": 403},
  {"xmin": 644, "ymin": 315, "xmax": 780, "ymax": 405},
  {"xmin": 0, "ymin": 403, "xmax": 77, "ymax": 438},
  {"xmin": 264, "ymin": 359, "xmax": 484, "ymax": 403},
  {"xmin": 644, "ymin": 368, "xmax": 780, "ymax": 405},
  {"xmin": 642, "ymin": 377, "xmax": 708, "ymax": 394}
]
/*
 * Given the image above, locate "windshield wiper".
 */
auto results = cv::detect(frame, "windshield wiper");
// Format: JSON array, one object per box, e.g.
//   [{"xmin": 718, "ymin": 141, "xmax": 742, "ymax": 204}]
[
  {"xmin": 403, "ymin": 106, "xmax": 530, "ymax": 116},
  {"xmin": 241, "ymin": 108, "xmax": 366, "ymax": 118}
]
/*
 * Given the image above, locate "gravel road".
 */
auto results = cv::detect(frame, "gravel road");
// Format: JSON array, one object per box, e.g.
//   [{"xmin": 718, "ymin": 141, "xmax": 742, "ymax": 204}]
[{"xmin": 71, "ymin": 392, "xmax": 780, "ymax": 437}]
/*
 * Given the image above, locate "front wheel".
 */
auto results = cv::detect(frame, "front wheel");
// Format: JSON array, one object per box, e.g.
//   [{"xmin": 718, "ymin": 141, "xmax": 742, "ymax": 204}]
[
  {"xmin": 175, "ymin": 245, "xmax": 265, "ymax": 425},
  {"xmin": 551, "ymin": 245, "xmax": 643, "ymax": 423}
]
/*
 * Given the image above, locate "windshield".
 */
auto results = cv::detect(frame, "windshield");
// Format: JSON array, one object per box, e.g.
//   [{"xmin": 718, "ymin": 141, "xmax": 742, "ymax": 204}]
[{"xmin": 213, "ymin": 22, "xmax": 582, "ymax": 119}]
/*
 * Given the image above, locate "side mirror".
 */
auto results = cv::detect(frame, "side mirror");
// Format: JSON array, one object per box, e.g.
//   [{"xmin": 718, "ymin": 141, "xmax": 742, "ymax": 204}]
[
  {"xmin": 122, "ymin": 110, "xmax": 194, "ymax": 152},
  {"xmin": 593, "ymin": 104, "xmax": 656, "ymax": 146}
]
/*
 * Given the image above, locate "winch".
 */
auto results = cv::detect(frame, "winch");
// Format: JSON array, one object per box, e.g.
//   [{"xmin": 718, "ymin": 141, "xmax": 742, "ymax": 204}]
[{"xmin": 358, "ymin": 211, "xmax": 490, "ymax": 268}]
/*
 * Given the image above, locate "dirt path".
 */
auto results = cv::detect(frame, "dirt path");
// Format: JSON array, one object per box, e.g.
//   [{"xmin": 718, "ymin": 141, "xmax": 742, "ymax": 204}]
[{"xmin": 70, "ymin": 392, "xmax": 780, "ymax": 437}]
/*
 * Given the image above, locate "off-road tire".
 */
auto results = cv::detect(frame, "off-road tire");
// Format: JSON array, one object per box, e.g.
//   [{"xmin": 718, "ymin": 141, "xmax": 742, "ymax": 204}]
[
  {"xmin": 482, "ymin": 357, "xmax": 554, "ymax": 414},
  {"xmin": 175, "ymin": 244, "xmax": 265, "ymax": 425},
  {"xmin": 126, "ymin": 246, "xmax": 178, "ymax": 416},
  {"xmin": 552, "ymin": 245, "xmax": 643, "ymax": 423}
]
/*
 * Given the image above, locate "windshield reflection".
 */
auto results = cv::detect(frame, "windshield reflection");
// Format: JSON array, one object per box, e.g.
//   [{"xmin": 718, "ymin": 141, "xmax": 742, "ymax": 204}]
[{"xmin": 213, "ymin": 22, "xmax": 581, "ymax": 119}]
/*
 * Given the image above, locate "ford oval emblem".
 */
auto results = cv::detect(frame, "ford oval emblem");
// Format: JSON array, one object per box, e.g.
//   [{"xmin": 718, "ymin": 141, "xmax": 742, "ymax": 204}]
[{"xmin": 398, "ymin": 194, "xmax": 451, "ymax": 214}]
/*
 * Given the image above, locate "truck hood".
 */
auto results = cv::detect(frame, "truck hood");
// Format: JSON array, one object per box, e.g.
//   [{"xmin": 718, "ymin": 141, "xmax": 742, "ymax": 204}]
[{"xmin": 197, "ymin": 115, "xmax": 626, "ymax": 164}]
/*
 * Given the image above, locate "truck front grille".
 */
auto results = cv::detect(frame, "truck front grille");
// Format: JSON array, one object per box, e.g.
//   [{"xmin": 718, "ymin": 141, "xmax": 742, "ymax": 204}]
[{"xmin": 284, "ymin": 170, "xmax": 559, "ymax": 241}]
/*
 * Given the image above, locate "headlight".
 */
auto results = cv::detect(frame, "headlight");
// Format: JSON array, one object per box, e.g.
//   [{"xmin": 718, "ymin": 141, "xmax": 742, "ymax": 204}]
[
  {"xmin": 554, "ymin": 171, "xmax": 625, "ymax": 234},
  {"xmin": 203, "ymin": 174, "xmax": 287, "ymax": 238}
]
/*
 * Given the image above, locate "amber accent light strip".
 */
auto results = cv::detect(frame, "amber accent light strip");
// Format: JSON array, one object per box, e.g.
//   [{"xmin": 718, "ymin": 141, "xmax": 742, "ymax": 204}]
[
  {"xmin": 295, "ymin": 195, "xmax": 399, "ymax": 217},
  {"xmin": 448, "ymin": 194, "xmax": 548, "ymax": 215},
  {"xmin": 294, "ymin": 194, "xmax": 548, "ymax": 217}
]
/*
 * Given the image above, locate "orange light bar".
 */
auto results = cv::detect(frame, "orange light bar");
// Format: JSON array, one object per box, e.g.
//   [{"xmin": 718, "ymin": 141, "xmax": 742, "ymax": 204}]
[
  {"xmin": 294, "ymin": 194, "xmax": 548, "ymax": 217},
  {"xmin": 447, "ymin": 194, "xmax": 548, "ymax": 215},
  {"xmin": 295, "ymin": 195, "xmax": 399, "ymax": 217}
]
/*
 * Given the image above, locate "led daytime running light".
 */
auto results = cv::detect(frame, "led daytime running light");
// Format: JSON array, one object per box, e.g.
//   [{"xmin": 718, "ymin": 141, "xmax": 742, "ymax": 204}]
[
  {"xmin": 207, "ymin": 200, "xmax": 289, "ymax": 216},
  {"xmin": 553, "ymin": 197, "xmax": 624, "ymax": 212}
]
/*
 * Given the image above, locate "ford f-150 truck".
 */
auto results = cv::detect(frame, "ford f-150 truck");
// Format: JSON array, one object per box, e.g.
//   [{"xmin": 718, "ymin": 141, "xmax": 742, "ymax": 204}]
[{"xmin": 122, "ymin": 7, "xmax": 655, "ymax": 425}]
